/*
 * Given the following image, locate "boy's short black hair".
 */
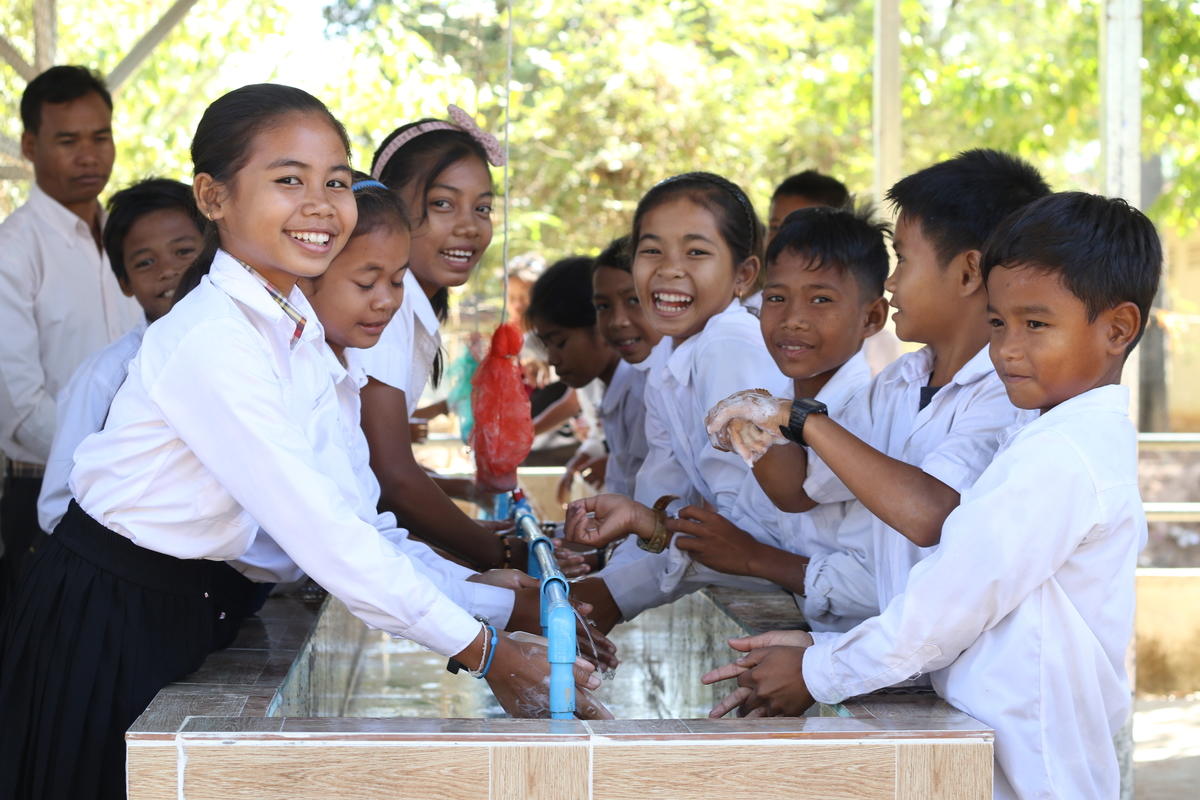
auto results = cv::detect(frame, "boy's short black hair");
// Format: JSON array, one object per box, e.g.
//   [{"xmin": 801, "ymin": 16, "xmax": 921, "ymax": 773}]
[
  {"xmin": 21, "ymin": 66, "xmax": 112, "ymax": 134},
  {"xmin": 887, "ymin": 149, "xmax": 1051, "ymax": 266},
  {"xmin": 103, "ymin": 178, "xmax": 204, "ymax": 283},
  {"xmin": 593, "ymin": 235, "xmax": 631, "ymax": 274},
  {"xmin": 766, "ymin": 204, "xmax": 890, "ymax": 299},
  {"xmin": 772, "ymin": 170, "xmax": 850, "ymax": 208},
  {"xmin": 982, "ymin": 191, "xmax": 1162, "ymax": 350},
  {"xmin": 526, "ymin": 255, "xmax": 597, "ymax": 329}
]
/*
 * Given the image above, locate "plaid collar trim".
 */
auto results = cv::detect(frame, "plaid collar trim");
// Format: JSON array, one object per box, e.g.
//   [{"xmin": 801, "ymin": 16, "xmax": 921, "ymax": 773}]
[{"xmin": 232, "ymin": 257, "xmax": 308, "ymax": 348}]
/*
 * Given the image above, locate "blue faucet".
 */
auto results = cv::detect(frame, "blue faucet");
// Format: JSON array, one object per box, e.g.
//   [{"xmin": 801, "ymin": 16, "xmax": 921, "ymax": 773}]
[{"xmin": 509, "ymin": 489, "xmax": 578, "ymax": 719}]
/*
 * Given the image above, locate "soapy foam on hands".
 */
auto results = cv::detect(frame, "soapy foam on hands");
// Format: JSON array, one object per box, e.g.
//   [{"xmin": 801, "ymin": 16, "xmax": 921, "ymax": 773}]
[{"xmin": 705, "ymin": 389, "xmax": 789, "ymax": 466}]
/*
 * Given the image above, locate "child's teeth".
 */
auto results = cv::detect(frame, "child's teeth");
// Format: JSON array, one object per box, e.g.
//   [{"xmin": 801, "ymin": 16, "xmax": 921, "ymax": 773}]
[
  {"xmin": 655, "ymin": 292, "xmax": 692, "ymax": 304},
  {"xmin": 291, "ymin": 231, "xmax": 330, "ymax": 244}
]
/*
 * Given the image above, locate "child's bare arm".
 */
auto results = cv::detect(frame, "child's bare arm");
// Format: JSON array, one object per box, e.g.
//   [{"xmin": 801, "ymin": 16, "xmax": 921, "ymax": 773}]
[
  {"xmin": 361, "ymin": 379, "xmax": 506, "ymax": 570},
  {"xmin": 802, "ymin": 414, "xmax": 959, "ymax": 547},
  {"xmin": 751, "ymin": 443, "xmax": 818, "ymax": 513},
  {"xmin": 667, "ymin": 505, "xmax": 810, "ymax": 595}
]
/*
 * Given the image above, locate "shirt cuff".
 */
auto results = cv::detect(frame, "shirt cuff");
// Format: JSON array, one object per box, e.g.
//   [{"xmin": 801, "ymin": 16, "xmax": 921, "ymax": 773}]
[
  {"xmin": 919, "ymin": 453, "xmax": 979, "ymax": 495},
  {"xmin": 392, "ymin": 595, "xmax": 482, "ymax": 658},
  {"xmin": 801, "ymin": 640, "xmax": 846, "ymax": 704},
  {"xmin": 462, "ymin": 581, "xmax": 515, "ymax": 630},
  {"xmin": 600, "ymin": 549, "xmax": 669, "ymax": 620}
]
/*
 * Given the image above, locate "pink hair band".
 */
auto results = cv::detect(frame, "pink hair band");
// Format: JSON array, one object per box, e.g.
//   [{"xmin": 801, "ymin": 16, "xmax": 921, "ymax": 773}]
[{"xmin": 371, "ymin": 105, "xmax": 506, "ymax": 180}]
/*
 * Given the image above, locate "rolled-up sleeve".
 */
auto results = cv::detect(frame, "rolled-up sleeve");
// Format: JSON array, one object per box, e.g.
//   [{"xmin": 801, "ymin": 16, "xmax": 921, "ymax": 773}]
[{"xmin": 803, "ymin": 432, "xmax": 1098, "ymax": 703}]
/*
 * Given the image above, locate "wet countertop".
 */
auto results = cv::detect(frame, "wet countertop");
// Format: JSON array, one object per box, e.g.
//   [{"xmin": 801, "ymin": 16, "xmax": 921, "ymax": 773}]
[{"xmin": 128, "ymin": 584, "xmax": 980, "ymax": 740}]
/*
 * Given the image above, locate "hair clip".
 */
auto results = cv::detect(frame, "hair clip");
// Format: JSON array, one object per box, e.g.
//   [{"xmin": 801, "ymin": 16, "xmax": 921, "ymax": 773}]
[{"xmin": 352, "ymin": 179, "xmax": 388, "ymax": 193}]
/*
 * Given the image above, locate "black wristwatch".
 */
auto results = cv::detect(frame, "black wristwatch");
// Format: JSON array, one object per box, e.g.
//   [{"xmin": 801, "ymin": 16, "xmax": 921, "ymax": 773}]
[{"xmin": 779, "ymin": 398, "xmax": 828, "ymax": 447}]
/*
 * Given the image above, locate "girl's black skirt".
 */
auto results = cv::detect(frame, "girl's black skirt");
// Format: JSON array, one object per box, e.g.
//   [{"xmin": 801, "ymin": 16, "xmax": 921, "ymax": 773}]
[{"xmin": 0, "ymin": 500, "xmax": 262, "ymax": 800}]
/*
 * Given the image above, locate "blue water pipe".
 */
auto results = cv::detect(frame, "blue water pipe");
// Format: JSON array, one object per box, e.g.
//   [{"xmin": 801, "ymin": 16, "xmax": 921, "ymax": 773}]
[{"xmin": 508, "ymin": 489, "xmax": 577, "ymax": 719}]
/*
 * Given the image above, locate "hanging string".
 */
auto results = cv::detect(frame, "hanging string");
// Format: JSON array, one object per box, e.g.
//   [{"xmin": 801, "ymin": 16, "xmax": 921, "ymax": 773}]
[{"xmin": 499, "ymin": 0, "xmax": 513, "ymax": 326}]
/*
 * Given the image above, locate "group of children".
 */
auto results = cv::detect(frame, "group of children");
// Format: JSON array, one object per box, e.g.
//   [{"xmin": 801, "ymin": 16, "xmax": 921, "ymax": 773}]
[
  {"xmin": 0, "ymin": 71, "xmax": 1162, "ymax": 800},
  {"xmin": 538, "ymin": 155, "xmax": 1155, "ymax": 799}
]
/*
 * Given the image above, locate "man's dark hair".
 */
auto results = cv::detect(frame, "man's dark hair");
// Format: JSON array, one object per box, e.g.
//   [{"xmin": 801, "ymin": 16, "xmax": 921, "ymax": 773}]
[
  {"xmin": 772, "ymin": 170, "xmax": 850, "ymax": 208},
  {"xmin": 592, "ymin": 235, "xmax": 631, "ymax": 274},
  {"xmin": 981, "ymin": 191, "xmax": 1162, "ymax": 351},
  {"xmin": 21, "ymin": 66, "xmax": 112, "ymax": 133},
  {"xmin": 526, "ymin": 255, "xmax": 597, "ymax": 329},
  {"xmin": 766, "ymin": 204, "xmax": 891, "ymax": 299},
  {"xmin": 887, "ymin": 149, "xmax": 1051, "ymax": 266},
  {"xmin": 103, "ymin": 178, "xmax": 204, "ymax": 283}
]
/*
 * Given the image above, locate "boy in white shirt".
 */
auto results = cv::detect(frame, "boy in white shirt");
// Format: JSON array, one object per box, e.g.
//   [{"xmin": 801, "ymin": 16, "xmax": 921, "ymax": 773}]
[
  {"xmin": 38, "ymin": 178, "xmax": 203, "ymax": 535},
  {"xmin": 711, "ymin": 150, "xmax": 1052, "ymax": 615},
  {"xmin": 705, "ymin": 191, "xmax": 1160, "ymax": 800}
]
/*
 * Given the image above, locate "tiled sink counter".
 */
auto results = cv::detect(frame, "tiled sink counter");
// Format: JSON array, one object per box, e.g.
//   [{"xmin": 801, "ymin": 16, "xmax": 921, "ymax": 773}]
[{"xmin": 127, "ymin": 588, "xmax": 993, "ymax": 799}]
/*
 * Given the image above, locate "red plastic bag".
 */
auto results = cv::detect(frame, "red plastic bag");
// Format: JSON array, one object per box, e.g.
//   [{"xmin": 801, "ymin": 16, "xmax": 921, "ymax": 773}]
[{"xmin": 471, "ymin": 322, "xmax": 533, "ymax": 492}]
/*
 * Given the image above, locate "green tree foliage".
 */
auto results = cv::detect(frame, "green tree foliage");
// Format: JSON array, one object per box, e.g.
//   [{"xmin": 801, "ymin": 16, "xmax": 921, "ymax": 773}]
[
  {"xmin": 318, "ymin": 0, "xmax": 1199, "ymax": 260},
  {"xmin": 0, "ymin": 0, "xmax": 290, "ymax": 214}
]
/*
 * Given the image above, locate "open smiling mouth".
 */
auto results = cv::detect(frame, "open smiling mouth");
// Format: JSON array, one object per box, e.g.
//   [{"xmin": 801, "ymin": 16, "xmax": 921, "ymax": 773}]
[
  {"xmin": 288, "ymin": 231, "xmax": 332, "ymax": 249},
  {"xmin": 652, "ymin": 291, "xmax": 693, "ymax": 313},
  {"xmin": 441, "ymin": 248, "xmax": 475, "ymax": 266}
]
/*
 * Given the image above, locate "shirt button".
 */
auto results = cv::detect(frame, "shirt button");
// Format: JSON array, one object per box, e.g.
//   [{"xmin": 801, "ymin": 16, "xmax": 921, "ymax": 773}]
[{"xmin": 203, "ymin": 592, "xmax": 210, "ymax": 598}]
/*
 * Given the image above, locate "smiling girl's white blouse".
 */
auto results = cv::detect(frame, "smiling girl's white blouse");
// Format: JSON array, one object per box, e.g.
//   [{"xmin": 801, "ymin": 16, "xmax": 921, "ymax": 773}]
[
  {"xmin": 70, "ymin": 250, "xmax": 480, "ymax": 657},
  {"xmin": 354, "ymin": 268, "xmax": 439, "ymax": 417},
  {"xmin": 600, "ymin": 301, "xmax": 790, "ymax": 619}
]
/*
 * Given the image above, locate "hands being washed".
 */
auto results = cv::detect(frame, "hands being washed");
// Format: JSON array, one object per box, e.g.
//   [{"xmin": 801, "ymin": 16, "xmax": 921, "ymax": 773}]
[
  {"xmin": 702, "ymin": 630, "xmax": 816, "ymax": 718},
  {"xmin": 705, "ymin": 389, "xmax": 791, "ymax": 466},
  {"xmin": 564, "ymin": 493, "xmax": 656, "ymax": 550}
]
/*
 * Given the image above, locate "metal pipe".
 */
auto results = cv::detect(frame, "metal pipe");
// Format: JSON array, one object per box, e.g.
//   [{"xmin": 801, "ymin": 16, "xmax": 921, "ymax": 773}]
[{"xmin": 511, "ymin": 490, "xmax": 577, "ymax": 719}]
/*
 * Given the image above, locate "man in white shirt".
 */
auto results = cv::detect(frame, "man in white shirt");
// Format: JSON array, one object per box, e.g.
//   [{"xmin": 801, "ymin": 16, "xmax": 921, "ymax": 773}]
[{"xmin": 0, "ymin": 66, "xmax": 141, "ymax": 606}]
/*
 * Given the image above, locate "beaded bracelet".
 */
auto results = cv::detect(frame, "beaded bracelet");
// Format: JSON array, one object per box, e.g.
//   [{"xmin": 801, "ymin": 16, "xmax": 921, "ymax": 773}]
[{"xmin": 469, "ymin": 624, "xmax": 499, "ymax": 679}]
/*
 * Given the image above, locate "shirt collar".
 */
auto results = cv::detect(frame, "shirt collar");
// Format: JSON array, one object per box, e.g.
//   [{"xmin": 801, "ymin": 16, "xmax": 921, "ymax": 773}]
[
  {"xmin": 601, "ymin": 359, "xmax": 635, "ymax": 414},
  {"xmin": 890, "ymin": 344, "xmax": 994, "ymax": 388},
  {"xmin": 27, "ymin": 182, "xmax": 104, "ymax": 247},
  {"xmin": 341, "ymin": 346, "xmax": 369, "ymax": 390},
  {"xmin": 664, "ymin": 300, "xmax": 747, "ymax": 386},
  {"xmin": 405, "ymin": 269, "xmax": 439, "ymax": 335},
  {"xmin": 814, "ymin": 350, "xmax": 871, "ymax": 409},
  {"xmin": 999, "ymin": 385, "xmax": 1129, "ymax": 449},
  {"xmin": 207, "ymin": 250, "xmax": 323, "ymax": 349}
]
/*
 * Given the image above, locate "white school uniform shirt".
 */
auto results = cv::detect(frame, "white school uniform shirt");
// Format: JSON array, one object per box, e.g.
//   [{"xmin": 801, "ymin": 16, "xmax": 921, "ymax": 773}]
[
  {"xmin": 806, "ymin": 345, "xmax": 1026, "ymax": 610},
  {"xmin": 803, "ymin": 385, "xmax": 1141, "ymax": 800},
  {"xmin": 37, "ymin": 320, "xmax": 147, "ymax": 534},
  {"xmin": 599, "ymin": 357, "xmax": 652, "ymax": 498},
  {"xmin": 573, "ymin": 378, "xmax": 607, "ymax": 460},
  {"xmin": 71, "ymin": 251, "xmax": 481, "ymax": 658},
  {"xmin": 0, "ymin": 184, "xmax": 142, "ymax": 463},
  {"xmin": 355, "ymin": 268, "xmax": 439, "ymax": 417},
  {"xmin": 722, "ymin": 351, "xmax": 878, "ymax": 632},
  {"xmin": 234, "ymin": 349, "xmax": 514, "ymax": 626},
  {"xmin": 600, "ymin": 301, "xmax": 790, "ymax": 619}
]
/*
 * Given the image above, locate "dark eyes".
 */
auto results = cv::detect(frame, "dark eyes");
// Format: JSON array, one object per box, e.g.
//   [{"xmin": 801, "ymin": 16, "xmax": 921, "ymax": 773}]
[
  {"xmin": 594, "ymin": 301, "xmax": 610, "ymax": 311},
  {"xmin": 277, "ymin": 177, "xmax": 348, "ymax": 188}
]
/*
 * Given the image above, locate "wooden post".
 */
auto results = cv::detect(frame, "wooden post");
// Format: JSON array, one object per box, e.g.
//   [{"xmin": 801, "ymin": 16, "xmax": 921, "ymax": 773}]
[
  {"xmin": 873, "ymin": 0, "xmax": 902, "ymax": 206},
  {"xmin": 32, "ymin": 0, "xmax": 56, "ymax": 71}
]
